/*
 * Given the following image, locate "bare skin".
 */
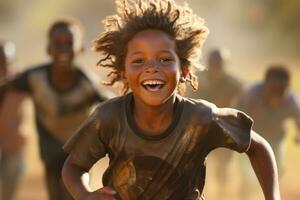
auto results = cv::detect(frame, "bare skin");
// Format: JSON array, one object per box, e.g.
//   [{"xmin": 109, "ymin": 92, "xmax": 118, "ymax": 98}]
[
  {"xmin": 246, "ymin": 131, "xmax": 280, "ymax": 200},
  {"xmin": 62, "ymin": 157, "xmax": 117, "ymax": 200}
]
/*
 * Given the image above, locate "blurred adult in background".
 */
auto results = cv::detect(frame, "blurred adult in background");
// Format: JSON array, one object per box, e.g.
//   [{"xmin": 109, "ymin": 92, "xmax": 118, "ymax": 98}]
[
  {"xmin": 0, "ymin": 18, "xmax": 114, "ymax": 200},
  {"xmin": 0, "ymin": 41, "xmax": 27, "ymax": 200},
  {"xmin": 185, "ymin": 48, "xmax": 244, "ymax": 196}
]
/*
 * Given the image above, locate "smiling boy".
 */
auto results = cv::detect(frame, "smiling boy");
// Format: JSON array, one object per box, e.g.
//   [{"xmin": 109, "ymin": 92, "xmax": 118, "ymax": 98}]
[{"xmin": 62, "ymin": 1, "xmax": 280, "ymax": 200}]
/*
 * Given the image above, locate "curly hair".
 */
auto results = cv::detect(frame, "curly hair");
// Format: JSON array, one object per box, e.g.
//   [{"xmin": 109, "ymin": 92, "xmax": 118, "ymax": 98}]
[{"xmin": 93, "ymin": 0, "xmax": 209, "ymax": 94}]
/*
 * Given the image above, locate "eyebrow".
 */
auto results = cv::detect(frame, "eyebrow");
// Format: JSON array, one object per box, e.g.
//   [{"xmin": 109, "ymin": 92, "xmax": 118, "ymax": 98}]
[
  {"xmin": 159, "ymin": 49, "xmax": 173, "ymax": 54},
  {"xmin": 129, "ymin": 51, "xmax": 143, "ymax": 56},
  {"xmin": 129, "ymin": 49, "xmax": 173, "ymax": 57}
]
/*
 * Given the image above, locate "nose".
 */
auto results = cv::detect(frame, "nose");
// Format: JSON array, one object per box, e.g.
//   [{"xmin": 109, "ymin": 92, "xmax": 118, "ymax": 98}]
[{"xmin": 145, "ymin": 60, "xmax": 160, "ymax": 73}]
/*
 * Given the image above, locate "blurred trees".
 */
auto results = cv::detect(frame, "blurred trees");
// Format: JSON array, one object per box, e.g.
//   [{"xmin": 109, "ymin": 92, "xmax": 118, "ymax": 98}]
[{"xmin": 242, "ymin": 0, "xmax": 300, "ymax": 51}]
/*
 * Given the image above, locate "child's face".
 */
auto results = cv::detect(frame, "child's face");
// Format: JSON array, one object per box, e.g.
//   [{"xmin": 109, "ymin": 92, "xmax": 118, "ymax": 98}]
[
  {"xmin": 47, "ymin": 26, "xmax": 79, "ymax": 69},
  {"xmin": 123, "ymin": 29, "xmax": 183, "ymax": 106},
  {"xmin": 264, "ymin": 80, "xmax": 288, "ymax": 108}
]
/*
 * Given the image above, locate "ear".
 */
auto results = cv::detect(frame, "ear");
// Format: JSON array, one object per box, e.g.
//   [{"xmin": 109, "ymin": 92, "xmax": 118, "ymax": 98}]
[{"xmin": 180, "ymin": 66, "xmax": 190, "ymax": 82}]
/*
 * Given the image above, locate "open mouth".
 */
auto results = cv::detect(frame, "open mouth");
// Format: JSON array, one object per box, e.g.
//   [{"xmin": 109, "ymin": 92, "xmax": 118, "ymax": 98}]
[{"xmin": 141, "ymin": 79, "xmax": 165, "ymax": 92}]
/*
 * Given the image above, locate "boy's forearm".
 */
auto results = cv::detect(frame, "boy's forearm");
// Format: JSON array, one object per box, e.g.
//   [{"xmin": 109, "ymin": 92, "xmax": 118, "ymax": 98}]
[
  {"xmin": 62, "ymin": 156, "xmax": 91, "ymax": 200},
  {"xmin": 246, "ymin": 131, "xmax": 281, "ymax": 200}
]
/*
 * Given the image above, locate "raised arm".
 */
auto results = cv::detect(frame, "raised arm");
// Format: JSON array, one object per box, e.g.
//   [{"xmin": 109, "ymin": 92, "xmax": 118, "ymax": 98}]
[
  {"xmin": 246, "ymin": 131, "xmax": 280, "ymax": 200},
  {"xmin": 62, "ymin": 156, "xmax": 117, "ymax": 200}
]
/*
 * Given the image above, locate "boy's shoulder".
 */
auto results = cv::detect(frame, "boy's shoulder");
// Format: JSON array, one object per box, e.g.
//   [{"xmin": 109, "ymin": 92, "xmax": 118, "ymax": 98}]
[
  {"xmin": 25, "ymin": 63, "xmax": 50, "ymax": 73},
  {"xmin": 182, "ymin": 97, "xmax": 216, "ymax": 123},
  {"xmin": 75, "ymin": 66, "xmax": 94, "ymax": 80},
  {"xmin": 248, "ymin": 82, "xmax": 264, "ymax": 93},
  {"xmin": 92, "ymin": 95, "xmax": 126, "ymax": 119},
  {"xmin": 240, "ymin": 82, "xmax": 263, "ymax": 100},
  {"xmin": 183, "ymin": 96, "xmax": 251, "ymax": 124},
  {"xmin": 75, "ymin": 66, "xmax": 102, "ymax": 86}
]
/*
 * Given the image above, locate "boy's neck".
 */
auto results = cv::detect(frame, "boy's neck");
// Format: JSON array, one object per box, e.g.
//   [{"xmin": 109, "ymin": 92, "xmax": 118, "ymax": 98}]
[{"xmin": 133, "ymin": 95, "xmax": 176, "ymax": 136}]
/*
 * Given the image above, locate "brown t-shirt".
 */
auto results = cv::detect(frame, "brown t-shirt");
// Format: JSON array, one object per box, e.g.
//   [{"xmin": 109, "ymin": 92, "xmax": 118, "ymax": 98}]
[{"xmin": 64, "ymin": 93, "xmax": 252, "ymax": 200}]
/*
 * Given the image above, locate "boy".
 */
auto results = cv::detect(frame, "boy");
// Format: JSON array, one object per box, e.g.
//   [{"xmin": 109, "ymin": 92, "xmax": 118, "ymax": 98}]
[
  {"xmin": 237, "ymin": 65, "xmax": 300, "ymax": 175},
  {"xmin": 186, "ymin": 48, "xmax": 243, "ymax": 196},
  {"xmin": 0, "ymin": 19, "xmax": 113, "ymax": 200},
  {"xmin": 0, "ymin": 41, "xmax": 27, "ymax": 200},
  {"xmin": 62, "ymin": 1, "xmax": 280, "ymax": 199}
]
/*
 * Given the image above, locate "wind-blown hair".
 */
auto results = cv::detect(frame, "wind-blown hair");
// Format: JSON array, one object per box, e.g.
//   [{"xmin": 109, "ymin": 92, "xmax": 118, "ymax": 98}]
[{"xmin": 93, "ymin": 0, "xmax": 209, "ymax": 94}]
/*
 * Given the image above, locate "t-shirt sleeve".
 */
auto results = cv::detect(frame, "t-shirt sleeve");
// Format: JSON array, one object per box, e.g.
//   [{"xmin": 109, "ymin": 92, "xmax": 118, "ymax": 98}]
[
  {"xmin": 207, "ymin": 107, "xmax": 253, "ymax": 153},
  {"xmin": 0, "ymin": 70, "xmax": 30, "ymax": 97},
  {"xmin": 63, "ymin": 108, "xmax": 108, "ymax": 171},
  {"xmin": 11, "ymin": 70, "xmax": 31, "ymax": 93}
]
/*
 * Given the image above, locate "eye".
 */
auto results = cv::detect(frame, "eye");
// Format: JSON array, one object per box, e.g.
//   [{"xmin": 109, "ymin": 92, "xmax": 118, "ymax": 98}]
[
  {"xmin": 132, "ymin": 58, "xmax": 144, "ymax": 65},
  {"xmin": 159, "ymin": 57, "xmax": 174, "ymax": 63}
]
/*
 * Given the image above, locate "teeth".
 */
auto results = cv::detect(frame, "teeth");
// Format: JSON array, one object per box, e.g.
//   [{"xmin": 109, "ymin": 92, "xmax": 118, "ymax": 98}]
[{"xmin": 142, "ymin": 80, "xmax": 164, "ymax": 85}]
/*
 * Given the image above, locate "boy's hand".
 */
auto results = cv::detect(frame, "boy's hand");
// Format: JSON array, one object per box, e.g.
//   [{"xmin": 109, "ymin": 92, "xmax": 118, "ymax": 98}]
[{"xmin": 84, "ymin": 187, "xmax": 117, "ymax": 200}]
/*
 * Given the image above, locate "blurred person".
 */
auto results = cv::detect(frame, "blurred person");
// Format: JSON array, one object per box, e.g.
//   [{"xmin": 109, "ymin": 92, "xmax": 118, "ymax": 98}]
[
  {"xmin": 0, "ymin": 18, "xmax": 114, "ymax": 200},
  {"xmin": 237, "ymin": 64, "xmax": 300, "ymax": 199},
  {"xmin": 0, "ymin": 41, "xmax": 27, "ymax": 200},
  {"xmin": 186, "ymin": 48, "xmax": 244, "ymax": 197},
  {"xmin": 238, "ymin": 65, "xmax": 300, "ymax": 175}
]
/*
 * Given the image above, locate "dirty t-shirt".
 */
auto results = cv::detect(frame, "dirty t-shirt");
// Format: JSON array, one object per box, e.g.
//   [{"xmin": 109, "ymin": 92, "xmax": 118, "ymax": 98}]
[{"xmin": 64, "ymin": 93, "xmax": 252, "ymax": 200}]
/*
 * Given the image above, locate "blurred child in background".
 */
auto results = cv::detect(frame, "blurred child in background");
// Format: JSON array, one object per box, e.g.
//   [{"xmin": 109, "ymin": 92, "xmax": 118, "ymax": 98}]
[
  {"xmin": 237, "ymin": 65, "xmax": 300, "ymax": 199},
  {"xmin": 0, "ymin": 18, "xmax": 113, "ymax": 200},
  {"xmin": 186, "ymin": 48, "xmax": 243, "ymax": 197},
  {"xmin": 0, "ymin": 41, "xmax": 27, "ymax": 200},
  {"xmin": 238, "ymin": 65, "xmax": 300, "ymax": 174}
]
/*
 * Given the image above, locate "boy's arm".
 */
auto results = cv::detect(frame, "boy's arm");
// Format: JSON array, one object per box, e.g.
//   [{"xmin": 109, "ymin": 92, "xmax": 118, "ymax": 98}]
[
  {"xmin": 246, "ymin": 130, "xmax": 280, "ymax": 200},
  {"xmin": 62, "ymin": 156, "xmax": 117, "ymax": 200}
]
